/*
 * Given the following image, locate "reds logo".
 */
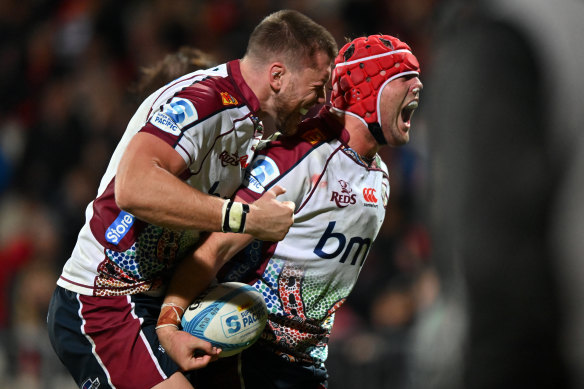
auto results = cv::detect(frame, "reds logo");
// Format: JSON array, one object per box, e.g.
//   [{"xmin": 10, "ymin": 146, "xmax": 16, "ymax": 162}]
[
  {"xmin": 219, "ymin": 150, "xmax": 241, "ymax": 167},
  {"xmin": 339, "ymin": 180, "xmax": 351, "ymax": 194},
  {"xmin": 362, "ymin": 188, "xmax": 377, "ymax": 203},
  {"xmin": 330, "ymin": 180, "xmax": 356, "ymax": 208}
]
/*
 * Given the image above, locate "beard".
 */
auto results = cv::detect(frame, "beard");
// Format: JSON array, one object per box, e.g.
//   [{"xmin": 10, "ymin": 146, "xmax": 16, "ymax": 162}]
[{"xmin": 272, "ymin": 87, "xmax": 301, "ymax": 135}]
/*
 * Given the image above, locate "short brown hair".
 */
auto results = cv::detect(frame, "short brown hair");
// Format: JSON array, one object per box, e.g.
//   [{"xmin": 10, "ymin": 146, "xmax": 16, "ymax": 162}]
[
  {"xmin": 131, "ymin": 47, "xmax": 217, "ymax": 101},
  {"xmin": 245, "ymin": 10, "xmax": 337, "ymax": 69}
]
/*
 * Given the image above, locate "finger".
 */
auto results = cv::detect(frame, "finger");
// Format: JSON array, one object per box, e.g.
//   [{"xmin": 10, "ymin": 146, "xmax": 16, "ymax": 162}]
[
  {"xmin": 283, "ymin": 201, "xmax": 295, "ymax": 212},
  {"xmin": 188, "ymin": 355, "xmax": 214, "ymax": 370},
  {"xmin": 191, "ymin": 341, "xmax": 217, "ymax": 355},
  {"xmin": 267, "ymin": 185, "xmax": 287, "ymax": 197}
]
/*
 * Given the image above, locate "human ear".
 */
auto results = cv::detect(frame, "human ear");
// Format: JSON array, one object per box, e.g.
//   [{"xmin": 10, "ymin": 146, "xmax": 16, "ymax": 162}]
[{"xmin": 269, "ymin": 63, "xmax": 285, "ymax": 91}]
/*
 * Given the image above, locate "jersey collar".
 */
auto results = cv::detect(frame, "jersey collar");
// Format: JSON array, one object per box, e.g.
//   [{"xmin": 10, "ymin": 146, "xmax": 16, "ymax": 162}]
[{"xmin": 227, "ymin": 60, "xmax": 261, "ymax": 113}]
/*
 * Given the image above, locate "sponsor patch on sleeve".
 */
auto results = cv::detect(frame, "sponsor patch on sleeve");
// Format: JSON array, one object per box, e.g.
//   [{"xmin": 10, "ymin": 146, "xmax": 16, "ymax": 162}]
[
  {"xmin": 150, "ymin": 97, "xmax": 198, "ymax": 135},
  {"xmin": 105, "ymin": 211, "xmax": 135, "ymax": 245},
  {"xmin": 244, "ymin": 155, "xmax": 280, "ymax": 194}
]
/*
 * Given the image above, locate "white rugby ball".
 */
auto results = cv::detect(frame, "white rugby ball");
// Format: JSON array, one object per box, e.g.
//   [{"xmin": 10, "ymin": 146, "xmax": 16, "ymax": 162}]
[{"xmin": 181, "ymin": 282, "xmax": 268, "ymax": 357}]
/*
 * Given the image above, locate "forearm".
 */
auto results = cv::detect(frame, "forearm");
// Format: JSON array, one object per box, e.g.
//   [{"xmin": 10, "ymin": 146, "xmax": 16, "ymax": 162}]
[
  {"xmin": 117, "ymin": 133, "xmax": 294, "ymax": 241},
  {"xmin": 163, "ymin": 232, "xmax": 254, "ymax": 310},
  {"xmin": 118, "ymin": 164, "xmax": 224, "ymax": 232},
  {"xmin": 115, "ymin": 132, "xmax": 224, "ymax": 232}
]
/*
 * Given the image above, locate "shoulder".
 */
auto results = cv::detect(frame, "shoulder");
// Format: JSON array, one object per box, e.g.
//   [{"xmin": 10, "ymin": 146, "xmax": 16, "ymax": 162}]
[
  {"xmin": 148, "ymin": 62, "xmax": 246, "ymax": 119},
  {"xmin": 175, "ymin": 70, "xmax": 245, "ymax": 115}
]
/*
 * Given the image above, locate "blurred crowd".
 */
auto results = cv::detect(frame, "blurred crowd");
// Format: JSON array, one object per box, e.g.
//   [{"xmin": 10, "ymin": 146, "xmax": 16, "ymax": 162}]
[{"xmin": 0, "ymin": 0, "xmax": 440, "ymax": 387}]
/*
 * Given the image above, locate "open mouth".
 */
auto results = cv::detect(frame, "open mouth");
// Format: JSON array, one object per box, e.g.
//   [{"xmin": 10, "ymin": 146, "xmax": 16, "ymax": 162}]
[{"xmin": 401, "ymin": 100, "xmax": 418, "ymax": 123}]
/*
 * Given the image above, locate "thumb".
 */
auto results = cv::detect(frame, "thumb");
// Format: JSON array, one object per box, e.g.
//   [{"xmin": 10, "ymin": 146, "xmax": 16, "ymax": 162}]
[
  {"xmin": 283, "ymin": 200, "xmax": 295, "ymax": 212},
  {"xmin": 267, "ymin": 185, "xmax": 287, "ymax": 198}
]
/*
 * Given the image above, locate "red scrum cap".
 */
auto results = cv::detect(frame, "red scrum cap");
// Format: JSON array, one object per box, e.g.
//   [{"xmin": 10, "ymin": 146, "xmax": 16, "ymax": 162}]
[{"xmin": 331, "ymin": 35, "xmax": 420, "ymax": 144}]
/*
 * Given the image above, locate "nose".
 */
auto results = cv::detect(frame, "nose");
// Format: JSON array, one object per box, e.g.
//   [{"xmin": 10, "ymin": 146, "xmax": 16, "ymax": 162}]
[{"xmin": 410, "ymin": 78, "xmax": 423, "ymax": 96}]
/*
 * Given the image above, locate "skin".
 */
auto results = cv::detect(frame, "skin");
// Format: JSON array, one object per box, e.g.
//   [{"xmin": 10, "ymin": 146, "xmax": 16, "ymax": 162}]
[
  {"xmin": 239, "ymin": 50, "xmax": 332, "ymax": 135},
  {"xmin": 116, "ymin": 133, "xmax": 294, "ymax": 241},
  {"xmin": 117, "ymin": 50, "xmax": 333, "ymax": 241},
  {"xmin": 342, "ymin": 74, "xmax": 423, "ymax": 159},
  {"xmin": 156, "ymin": 73, "xmax": 423, "ymax": 378},
  {"xmin": 270, "ymin": 51, "xmax": 332, "ymax": 134},
  {"xmin": 145, "ymin": 50, "xmax": 334, "ymax": 385},
  {"xmin": 378, "ymin": 75, "xmax": 423, "ymax": 148}
]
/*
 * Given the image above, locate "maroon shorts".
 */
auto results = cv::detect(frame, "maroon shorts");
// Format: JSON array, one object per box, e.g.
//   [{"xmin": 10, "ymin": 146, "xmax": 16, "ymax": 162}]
[{"xmin": 47, "ymin": 286, "xmax": 180, "ymax": 389}]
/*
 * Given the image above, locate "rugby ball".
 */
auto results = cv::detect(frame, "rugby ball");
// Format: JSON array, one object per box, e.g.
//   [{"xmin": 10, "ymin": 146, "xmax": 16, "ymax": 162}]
[{"xmin": 181, "ymin": 282, "xmax": 268, "ymax": 357}]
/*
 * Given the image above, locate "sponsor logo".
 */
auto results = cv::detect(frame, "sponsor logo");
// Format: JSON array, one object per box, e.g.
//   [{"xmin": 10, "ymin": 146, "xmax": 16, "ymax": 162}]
[
  {"xmin": 105, "ymin": 211, "xmax": 135, "ymax": 245},
  {"xmin": 82, "ymin": 377, "xmax": 100, "ymax": 389},
  {"xmin": 151, "ymin": 112, "xmax": 180, "ymax": 135},
  {"xmin": 314, "ymin": 221, "xmax": 371, "ymax": 266},
  {"xmin": 363, "ymin": 188, "xmax": 377, "ymax": 203},
  {"xmin": 219, "ymin": 150, "xmax": 241, "ymax": 167},
  {"xmin": 151, "ymin": 98, "xmax": 198, "ymax": 135},
  {"xmin": 301, "ymin": 128, "xmax": 326, "ymax": 145},
  {"xmin": 245, "ymin": 156, "xmax": 279, "ymax": 194},
  {"xmin": 363, "ymin": 187, "xmax": 378, "ymax": 208},
  {"xmin": 218, "ymin": 151, "xmax": 249, "ymax": 168},
  {"xmin": 220, "ymin": 92, "xmax": 238, "ymax": 105},
  {"xmin": 222, "ymin": 301, "xmax": 265, "ymax": 336},
  {"xmin": 330, "ymin": 180, "xmax": 356, "ymax": 208},
  {"xmin": 187, "ymin": 287, "xmax": 213, "ymax": 311}
]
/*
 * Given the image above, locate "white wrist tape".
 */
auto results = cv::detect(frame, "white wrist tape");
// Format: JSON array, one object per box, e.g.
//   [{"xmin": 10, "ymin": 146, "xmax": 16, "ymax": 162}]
[{"xmin": 221, "ymin": 200, "xmax": 250, "ymax": 233}]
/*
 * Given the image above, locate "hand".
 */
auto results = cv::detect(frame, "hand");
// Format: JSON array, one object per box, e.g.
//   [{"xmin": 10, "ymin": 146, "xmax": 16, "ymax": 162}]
[
  {"xmin": 246, "ymin": 185, "xmax": 294, "ymax": 241},
  {"xmin": 157, "ymin": 326, "xmax": 221, "ymax": 371}
]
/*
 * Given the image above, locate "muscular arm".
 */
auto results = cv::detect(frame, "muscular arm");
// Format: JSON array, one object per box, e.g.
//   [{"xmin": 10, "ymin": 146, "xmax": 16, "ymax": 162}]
[
  {"xmin": 163, "ymin": 227, "xmax": 253, "ymax": 316},
  {"xmin": 116, "ymin": 132, "xmax": 224, "ymax": 231},
  {"xmin": 115, "ymin": 132, "xmax": 294, "ymax": 240},
  {"xmin": 156, "ymin": 192, "xmax": 270, "ymax": 371}
]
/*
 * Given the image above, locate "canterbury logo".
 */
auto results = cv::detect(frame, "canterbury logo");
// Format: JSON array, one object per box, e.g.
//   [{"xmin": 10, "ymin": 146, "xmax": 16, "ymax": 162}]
[
  {"xmin": 220, "ymin": 92, "xmax": 238, "ymax": 105},
  {"xmin": 363, "ymin": 188, "xmax": 377, "ymax": 203}
]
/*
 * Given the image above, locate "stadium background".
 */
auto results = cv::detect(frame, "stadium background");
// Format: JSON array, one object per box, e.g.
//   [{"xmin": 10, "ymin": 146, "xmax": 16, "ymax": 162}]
[{"xmin": 0, "ymin": 1, "xmax": 447, "ymax": 388}]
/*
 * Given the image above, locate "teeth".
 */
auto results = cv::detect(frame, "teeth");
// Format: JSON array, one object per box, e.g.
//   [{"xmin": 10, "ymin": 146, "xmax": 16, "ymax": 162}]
[
  {"xmin": 300, "ymin": 108, "xmax": 308, "ymax": 115},
  {"xmin": 402, "ymin": 101, "xmax": 418, "ymax": 122}
]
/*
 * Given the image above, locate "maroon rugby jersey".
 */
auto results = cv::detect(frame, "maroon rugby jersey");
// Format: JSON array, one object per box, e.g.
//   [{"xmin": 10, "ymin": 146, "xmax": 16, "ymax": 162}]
[{"xmin": 58, "ymin": 61, "xmax": 264, "ymax": 296}]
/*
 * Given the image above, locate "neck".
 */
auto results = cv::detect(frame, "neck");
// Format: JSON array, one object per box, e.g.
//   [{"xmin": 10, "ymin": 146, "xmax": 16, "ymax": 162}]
[
  {"xmin": 239, "ymin": 57, "xmax": 271, "ymax": 121},
  {"xmin": 330, "ymin": 110, "xmax": 379, "ymax": 159}
]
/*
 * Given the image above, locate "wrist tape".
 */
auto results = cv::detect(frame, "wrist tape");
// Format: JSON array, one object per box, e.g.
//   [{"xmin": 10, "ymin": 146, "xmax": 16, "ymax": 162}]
[
  {"xmin": 155, "ymin": 303, "xmax": 185, "ymax": 330},
  {"xmin": 221, "ymin": 200, "xmax": 250, "ymax": 233}
]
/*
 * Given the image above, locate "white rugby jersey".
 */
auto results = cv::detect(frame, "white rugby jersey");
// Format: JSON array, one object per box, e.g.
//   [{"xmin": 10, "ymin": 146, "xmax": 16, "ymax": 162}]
[
  {"xmin": 219, "ymin": 107, "xmax": 390, "ymax": 365},
  {"xmin": 57, "ymin": 60, "xmax": 264, "ymax": 296}
]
